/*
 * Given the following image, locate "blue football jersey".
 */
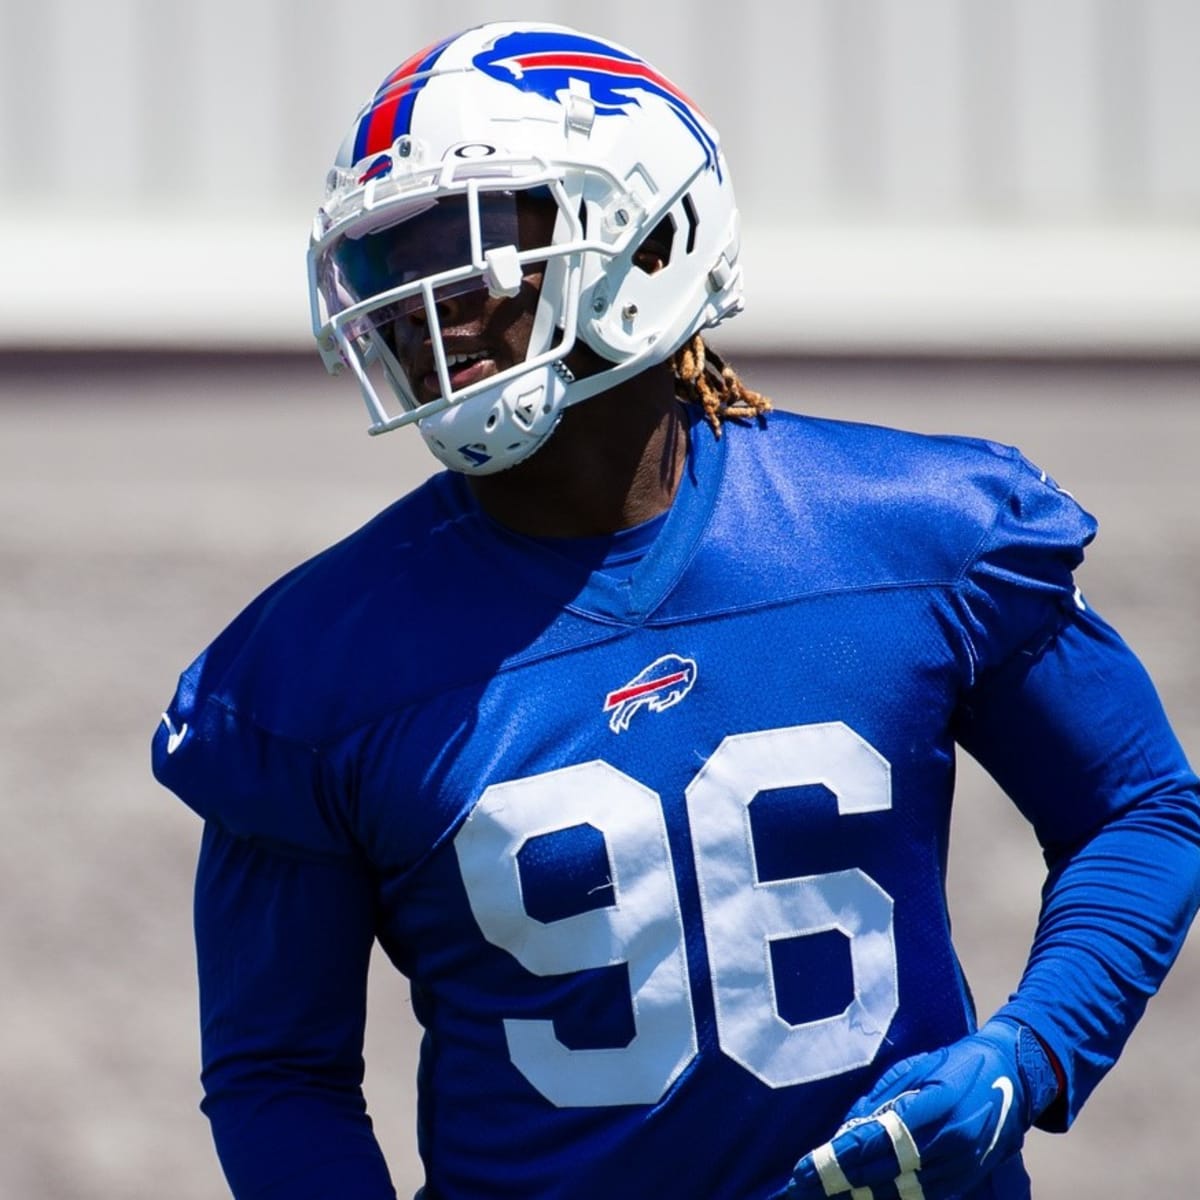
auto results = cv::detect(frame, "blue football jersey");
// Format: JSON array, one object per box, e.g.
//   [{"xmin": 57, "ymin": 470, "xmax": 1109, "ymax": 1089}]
[{"xmin": 153, "ymin": 408, "xmax": 1200, "ymax": 1200}]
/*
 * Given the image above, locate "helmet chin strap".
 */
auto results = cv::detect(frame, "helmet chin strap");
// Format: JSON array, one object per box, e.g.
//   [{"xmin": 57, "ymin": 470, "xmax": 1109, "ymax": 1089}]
[{"xmin": 417, "ymin": 358, "xmax": 574, "ymax": 475}]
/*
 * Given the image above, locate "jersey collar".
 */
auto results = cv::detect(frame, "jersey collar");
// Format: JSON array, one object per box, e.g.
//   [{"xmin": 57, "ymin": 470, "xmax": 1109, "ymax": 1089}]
[{"xmin": 442, "ymin": 404, "xmax": 727, "ymax": 625}]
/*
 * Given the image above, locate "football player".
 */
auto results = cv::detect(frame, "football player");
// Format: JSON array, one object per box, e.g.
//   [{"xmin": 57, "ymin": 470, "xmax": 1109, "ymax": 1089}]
[{"xmin": 153, "ymin": 21, "xmax": 1200, "ymax": 1200}]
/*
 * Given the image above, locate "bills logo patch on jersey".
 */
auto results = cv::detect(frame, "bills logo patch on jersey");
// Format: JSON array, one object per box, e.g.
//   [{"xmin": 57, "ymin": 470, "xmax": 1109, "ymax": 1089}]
[
  {"xmin": 472, "ymin": 30, "xmax": 721, "ymax": 176},
  {"xmin": 604, "ymin": 654, "xmax": 698, "ymax": 733}
]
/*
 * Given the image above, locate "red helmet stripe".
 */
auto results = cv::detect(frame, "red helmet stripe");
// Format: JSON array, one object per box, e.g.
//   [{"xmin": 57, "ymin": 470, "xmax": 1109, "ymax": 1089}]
[
  {"xmin": 353, "ymin": 36, "xmax": 455, "ymax": 162},
  {"xmin": 508, "ymin": 51, "xmax": 707, "ymax": 120}
]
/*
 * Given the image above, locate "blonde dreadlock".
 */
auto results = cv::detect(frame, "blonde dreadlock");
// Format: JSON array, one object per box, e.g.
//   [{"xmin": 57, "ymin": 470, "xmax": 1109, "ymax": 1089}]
[{"xmin": 672, "ymin": 335, "xmax": 771, "ymax": 436}]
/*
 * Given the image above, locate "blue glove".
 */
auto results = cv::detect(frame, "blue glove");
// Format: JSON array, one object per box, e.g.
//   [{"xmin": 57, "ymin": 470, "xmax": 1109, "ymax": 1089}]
[{"xmin": 783, "ymin": 1019, "xmax": 1059, "ymax": 1200}]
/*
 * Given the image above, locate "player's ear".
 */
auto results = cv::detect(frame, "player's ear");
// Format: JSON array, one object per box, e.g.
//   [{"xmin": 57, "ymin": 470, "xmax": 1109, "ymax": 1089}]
[
  {"xmin": 633, "ymin": 247, "xmax": 666, "ymax": 275},
  {"xmin": 633, "ymin": 215, "xmax": 674, "ymax": 276}
]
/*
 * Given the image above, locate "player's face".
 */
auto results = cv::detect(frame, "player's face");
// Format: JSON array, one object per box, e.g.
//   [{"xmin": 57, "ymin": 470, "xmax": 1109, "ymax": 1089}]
[{"xmin": 384, "ymin": 196, "xmax": 559, "ymax": 403}]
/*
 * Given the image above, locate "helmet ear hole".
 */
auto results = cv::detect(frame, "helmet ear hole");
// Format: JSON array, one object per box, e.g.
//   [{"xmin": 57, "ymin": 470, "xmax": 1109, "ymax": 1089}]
[{"xmin": 633, "ymin": 214, "xmax": 676, "ymax": 275}]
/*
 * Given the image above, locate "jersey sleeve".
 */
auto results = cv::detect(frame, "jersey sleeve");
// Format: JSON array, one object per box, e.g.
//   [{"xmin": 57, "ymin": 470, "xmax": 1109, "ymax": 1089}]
[
  {"xmin": 152, "ymin": 642, "xmax": 355, "ymax": 860},
  {"xmin": 153, "ymin": 616, "xmax": 396, "ymax": 1194},
  {"xmin": 195, "ymin": 822, "xmax": 397, "ymax": 1198},
  {"xmin": 951, "ymin": 461, "xmax": 1200, "ymax": 1130},
  {"xmin": 952, "ymin": 450, "xmax": 1096, "ymax": 679}
]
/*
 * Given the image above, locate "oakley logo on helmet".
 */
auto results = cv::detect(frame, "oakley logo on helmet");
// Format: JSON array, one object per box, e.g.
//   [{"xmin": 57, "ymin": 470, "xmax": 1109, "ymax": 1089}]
[
  {"xmin": 604, "ymin": 654, "xmax": 698, "ymax": 734},
  {"xmin": 473, "ymin": 31, "xmax": 721, "ymax": 177}
]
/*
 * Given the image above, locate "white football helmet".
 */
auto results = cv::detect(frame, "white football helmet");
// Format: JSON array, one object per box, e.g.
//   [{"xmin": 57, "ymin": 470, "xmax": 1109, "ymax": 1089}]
[{"xmin": 308, "ymin": 22, "xmax": 744, "ymax": 474}]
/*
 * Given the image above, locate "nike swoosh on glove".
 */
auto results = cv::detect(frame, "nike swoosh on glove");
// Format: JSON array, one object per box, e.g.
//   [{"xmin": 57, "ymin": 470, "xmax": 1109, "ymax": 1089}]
[{"xmin": 782, "ymin": 1018, "xmax": 1059, "ymax": 1200}]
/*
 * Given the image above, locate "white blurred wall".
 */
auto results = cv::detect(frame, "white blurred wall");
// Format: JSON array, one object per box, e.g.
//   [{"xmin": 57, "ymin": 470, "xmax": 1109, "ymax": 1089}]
[{"xmin": 2, "ymin": 0, "xmax": 1198, "ymax": 353}]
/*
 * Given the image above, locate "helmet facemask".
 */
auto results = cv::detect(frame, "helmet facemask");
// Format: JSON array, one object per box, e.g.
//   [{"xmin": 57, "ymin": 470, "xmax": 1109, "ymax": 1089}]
[{"xmin": 311, "ymin": 160, "xmax": 596, "ymax": 468}]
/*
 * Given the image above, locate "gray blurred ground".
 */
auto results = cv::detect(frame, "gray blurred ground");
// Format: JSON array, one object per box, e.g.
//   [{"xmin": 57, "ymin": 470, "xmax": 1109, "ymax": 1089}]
[{"xmin": 1, "ymin": 354, "xmax": 1198, "ymax": 1199}]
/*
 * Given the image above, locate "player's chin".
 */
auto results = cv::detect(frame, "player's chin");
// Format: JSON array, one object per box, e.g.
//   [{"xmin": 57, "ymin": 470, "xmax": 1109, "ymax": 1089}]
[{"xmin": 561, "ymin": 338, "xmax": 612, "ymax": 384}]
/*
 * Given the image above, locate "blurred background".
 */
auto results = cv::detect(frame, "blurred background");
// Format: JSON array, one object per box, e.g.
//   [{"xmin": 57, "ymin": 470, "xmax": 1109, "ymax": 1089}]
[
  {"xmin": 1, "ymin": 1, "xmax": 1197, "ymax": 1197},
  {"xmin": 3, "ymin": 0, "xmax": 1198, "ymax": 353}
]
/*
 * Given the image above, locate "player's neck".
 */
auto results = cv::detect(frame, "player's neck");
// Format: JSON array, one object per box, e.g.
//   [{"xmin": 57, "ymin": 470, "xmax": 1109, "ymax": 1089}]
[{"xmin": 466, "ymin": 364, "xmax": 686, "ymax": 539}]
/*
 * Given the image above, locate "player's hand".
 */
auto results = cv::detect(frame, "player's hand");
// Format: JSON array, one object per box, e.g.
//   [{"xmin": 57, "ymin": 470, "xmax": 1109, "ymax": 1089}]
[{"xmin": 782, "ymin": 1019, "xmax": 1059, "ymax": 1200}]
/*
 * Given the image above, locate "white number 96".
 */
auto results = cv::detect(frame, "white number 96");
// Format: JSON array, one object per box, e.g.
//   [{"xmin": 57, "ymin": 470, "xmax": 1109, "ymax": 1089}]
[{"xmin": 454, "ymin": 722, "xmax": 899, "ymax": 1107}]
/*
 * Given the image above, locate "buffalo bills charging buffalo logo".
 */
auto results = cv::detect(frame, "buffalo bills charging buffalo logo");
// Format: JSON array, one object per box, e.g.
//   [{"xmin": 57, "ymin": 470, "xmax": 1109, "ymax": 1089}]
[
  {"xmin": 604, "ymin": 654, "xmax": 698, "ymax": 733},
  {"xmin": 472, "ymin": 31, "xmax": 721, "ymax": 177},
  {"xmin": 357, "ymin": 153, "xmax": 394, "ymax": 184}
]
